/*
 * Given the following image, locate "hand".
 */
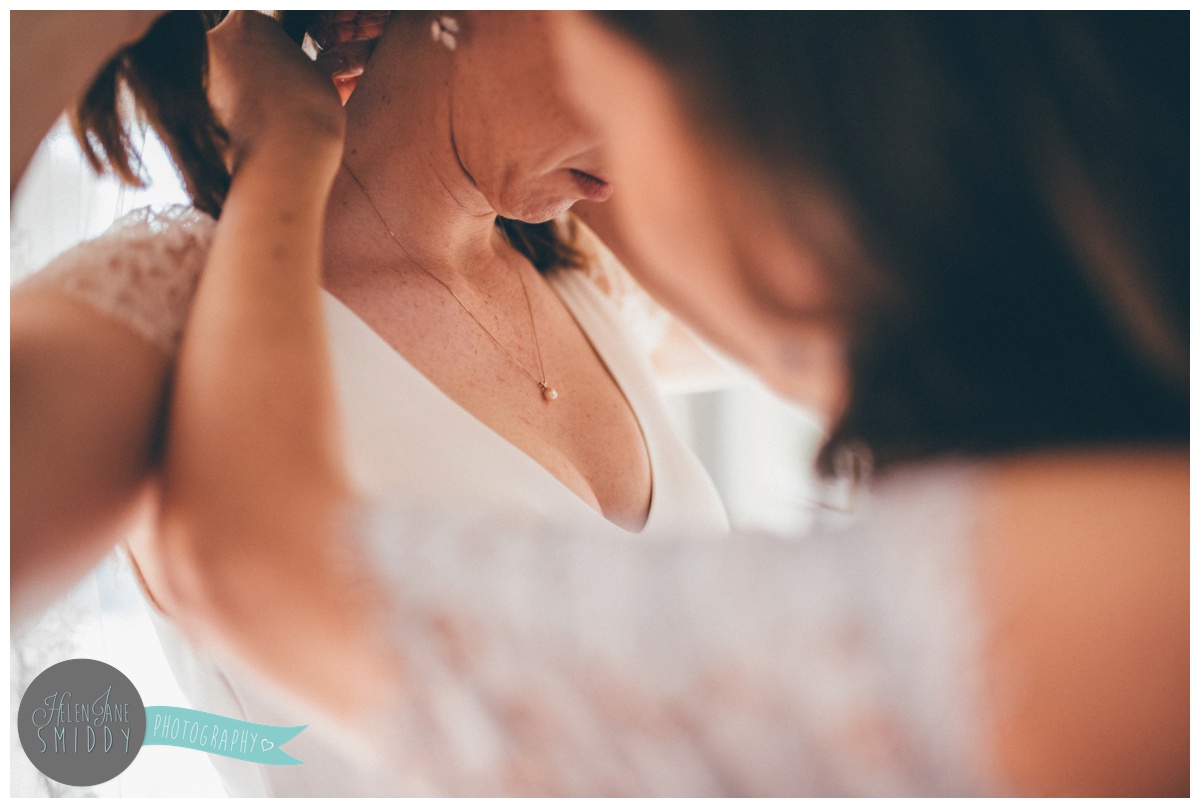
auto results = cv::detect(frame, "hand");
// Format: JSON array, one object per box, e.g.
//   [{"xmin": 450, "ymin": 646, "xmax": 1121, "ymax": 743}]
[
  {"xmin": 309, "ymin": 11, "xmax": 389, "ymax": 104},
  {"xmin": 206, "ymin": 11, "xmax": 346, "ymax": 170}
]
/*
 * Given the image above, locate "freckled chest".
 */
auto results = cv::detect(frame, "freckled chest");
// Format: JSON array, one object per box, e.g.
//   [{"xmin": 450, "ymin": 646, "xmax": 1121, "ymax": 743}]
[{"xmin": 323, "ymin": 263, "xmax": 653, "ymax": 530}]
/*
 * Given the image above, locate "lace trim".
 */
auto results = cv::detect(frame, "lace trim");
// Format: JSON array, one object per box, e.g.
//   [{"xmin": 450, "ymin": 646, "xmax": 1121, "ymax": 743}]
[
  {"xmin": 569, "ymin": 218, "xmax": 672, "ymax": 360},
  {"xmin": 17, "ymin": 205, "xmax": 217, "ymax": 355},
  {"xmin": 566, "ymin": 217, "xmax": 741, "ymax": 393}
]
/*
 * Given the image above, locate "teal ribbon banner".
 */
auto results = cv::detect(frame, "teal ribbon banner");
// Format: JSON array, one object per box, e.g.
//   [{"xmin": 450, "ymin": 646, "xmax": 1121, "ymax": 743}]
[{"xmin": 143, "ymin": 706, "xmax": 306, "ymax": 765}]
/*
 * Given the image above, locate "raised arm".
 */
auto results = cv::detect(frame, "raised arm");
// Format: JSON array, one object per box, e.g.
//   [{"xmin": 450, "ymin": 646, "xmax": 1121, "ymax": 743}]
[
  {"xmin": 148, "ymin": 12, "xmax": 397, "ymax": 722},
  {"xmin": 9, "ymin": 9, "xmax": 369, "ymax": 626},
  {"xmin": 10, "ymin": 10, "xmax": 183, "ymax": 623}
]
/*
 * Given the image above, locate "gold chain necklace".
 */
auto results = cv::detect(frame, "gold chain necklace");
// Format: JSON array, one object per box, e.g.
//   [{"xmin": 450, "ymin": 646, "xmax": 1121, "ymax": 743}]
[{"xmin": 341, "ymin": 161, "xmax": 558, "ymax": 402}]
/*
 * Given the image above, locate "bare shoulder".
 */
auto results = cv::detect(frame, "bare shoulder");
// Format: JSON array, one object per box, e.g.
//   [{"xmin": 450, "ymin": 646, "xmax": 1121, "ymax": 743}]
[{"xmin": 973, "ymin": 449, "xmax": 1188, "ymax": 796}]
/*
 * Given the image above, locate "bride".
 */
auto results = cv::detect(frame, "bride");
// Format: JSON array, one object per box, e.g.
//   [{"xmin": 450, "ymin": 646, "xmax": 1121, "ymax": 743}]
[
  {"xmin": 146, "ymin": 10, "xmax": 1186, "ymax": 797},
  {"xmin": 12, "ymin": 10, "xmax": 728, "ymax": 797}
]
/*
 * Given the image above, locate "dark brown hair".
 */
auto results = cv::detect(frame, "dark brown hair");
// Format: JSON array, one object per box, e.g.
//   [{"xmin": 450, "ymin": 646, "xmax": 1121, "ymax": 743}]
[
  {"xmin": 72, "ymin": 10, "xmax": 582, "ymax": 273},
  {"xmin": 602, "ymin": 11, "xmax": 1188, "ymax": 474}
]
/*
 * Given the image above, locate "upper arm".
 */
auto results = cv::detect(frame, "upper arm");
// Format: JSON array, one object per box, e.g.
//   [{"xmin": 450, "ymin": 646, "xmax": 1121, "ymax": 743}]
[
  {"xmin": 12, "ymin": 285, "xmax": 173, "ymax": 621},
  {"xmin": 11, "ymin": 207, "xmax": 213, "ymax": 621},
  {"xmin": 977, "ymin": 452, "xmax": 1188, "ymax": 796}
]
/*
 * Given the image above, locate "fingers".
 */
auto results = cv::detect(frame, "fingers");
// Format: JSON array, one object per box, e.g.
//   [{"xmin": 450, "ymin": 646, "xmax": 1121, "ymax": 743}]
[
  {"xmin": 313, "ymin": 37, "xmax": 377, "ymax": 105},
  {"xmin": 308, "ymin": 11, "xmax": 390, "ymax": 51},
  {"xmin": 313, "ymin": 37, "xmax": 376, "ymax": 78},
  {"xmin": 306, "ymin": 12, "xmax": 387, "ymax": 105},
  {"xmin": 315, "ymin": 53, "xmax": 361, "ymax": 106},
  {"xmin": 203, "ymin": 9, "xmax": 346, "ymax": 150}
]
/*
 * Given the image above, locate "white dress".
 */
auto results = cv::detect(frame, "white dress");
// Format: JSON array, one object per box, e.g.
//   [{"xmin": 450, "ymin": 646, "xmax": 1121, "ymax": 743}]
[{"xmin": 18, "ymin": 205, "xmax": 731, "ymax": 796}]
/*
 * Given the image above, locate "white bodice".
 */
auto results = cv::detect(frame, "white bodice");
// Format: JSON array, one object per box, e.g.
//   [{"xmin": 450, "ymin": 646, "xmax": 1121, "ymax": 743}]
[{"xmin": 323, "ymin": 264, "xmax": 727, "ymax": 538}]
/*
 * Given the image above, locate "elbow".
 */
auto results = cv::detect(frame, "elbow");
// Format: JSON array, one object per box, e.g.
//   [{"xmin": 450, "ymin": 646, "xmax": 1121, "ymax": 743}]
[
  {"xmin": 151, "ymin": 496, "xmax": 398, "ymax": 722},
  {"xmin": 152, "ymin": 486, "xmax": 357, "ymax": 641}
]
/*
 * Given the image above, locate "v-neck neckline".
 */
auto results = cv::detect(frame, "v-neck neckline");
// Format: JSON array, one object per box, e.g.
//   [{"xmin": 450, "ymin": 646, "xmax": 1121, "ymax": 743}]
[{"xmin": 319, "ymin": 271, "xmax": 658, "ymax": 535}]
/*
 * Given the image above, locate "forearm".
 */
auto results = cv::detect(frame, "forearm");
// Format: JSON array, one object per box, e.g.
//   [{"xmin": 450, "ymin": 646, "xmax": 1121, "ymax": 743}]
[{"xmin": 163, "ymin": 139, "xmax": 347, "ymax": 531}]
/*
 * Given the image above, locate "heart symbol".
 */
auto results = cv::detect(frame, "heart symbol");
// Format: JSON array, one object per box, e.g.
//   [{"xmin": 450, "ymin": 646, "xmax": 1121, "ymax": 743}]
[{"xmin": 261, "ymin": 738, "xmax": 275, "ymax": 752}]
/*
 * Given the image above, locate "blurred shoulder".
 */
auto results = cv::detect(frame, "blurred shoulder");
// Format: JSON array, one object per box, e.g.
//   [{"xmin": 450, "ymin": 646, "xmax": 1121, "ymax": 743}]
[{"xmin": 973, "ymin": 448, "xmax": 1187, "ymax": 795}]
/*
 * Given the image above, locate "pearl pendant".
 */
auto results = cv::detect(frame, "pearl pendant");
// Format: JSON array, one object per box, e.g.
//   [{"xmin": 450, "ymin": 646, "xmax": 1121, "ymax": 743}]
[{"xmin": 541, "ymin": 384, "xmax": 558, "ymax": 402}]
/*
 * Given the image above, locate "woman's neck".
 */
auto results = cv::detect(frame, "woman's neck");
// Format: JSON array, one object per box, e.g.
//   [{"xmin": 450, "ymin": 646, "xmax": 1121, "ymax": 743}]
[{"xmin": 321, "ymin": 14, "xmax": 510, "ymax": 287}]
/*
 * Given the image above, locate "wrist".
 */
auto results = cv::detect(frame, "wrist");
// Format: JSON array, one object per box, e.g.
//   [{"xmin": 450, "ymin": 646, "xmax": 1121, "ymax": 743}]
[{"xmin": 229, "ymin": 124, "xmax": 344, "ymax": 190}]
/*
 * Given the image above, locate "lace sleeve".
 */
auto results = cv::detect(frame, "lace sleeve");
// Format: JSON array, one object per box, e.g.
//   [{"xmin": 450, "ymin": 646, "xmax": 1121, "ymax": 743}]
[
  {"xmin": 357, "ymin": 464, "xmax": 1000, "ymax": 796},
  {"xmin": 569, "ymin": 217, "xmax": 744, "ymax": 394},
  {"xmin": 16, "ymin": 205, "xmax": 217, "ymax": 355}
]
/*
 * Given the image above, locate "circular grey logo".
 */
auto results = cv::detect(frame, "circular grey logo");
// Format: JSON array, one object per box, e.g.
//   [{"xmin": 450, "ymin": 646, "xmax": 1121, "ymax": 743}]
[{"xmin": 18, "ymin": 659, "xmax": 146, "ymax": 786}]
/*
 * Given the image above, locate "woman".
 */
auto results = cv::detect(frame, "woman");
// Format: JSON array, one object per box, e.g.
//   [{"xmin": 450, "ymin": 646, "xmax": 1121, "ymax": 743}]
[
  {"xmin": 12, "ymin": 11, "xmax": 727, "ymax": 796},
  {"xmin": 149, "ymin": 10, "xmax": 1186, "ymax": 796}
]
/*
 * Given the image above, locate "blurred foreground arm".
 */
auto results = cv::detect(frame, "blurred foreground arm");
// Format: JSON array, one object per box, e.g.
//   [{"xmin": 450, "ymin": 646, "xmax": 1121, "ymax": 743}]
[{"xmin": 10, "ymin": 11, "xmax": 163, "ymax": 193}]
